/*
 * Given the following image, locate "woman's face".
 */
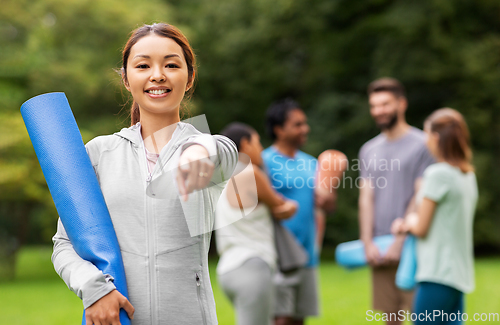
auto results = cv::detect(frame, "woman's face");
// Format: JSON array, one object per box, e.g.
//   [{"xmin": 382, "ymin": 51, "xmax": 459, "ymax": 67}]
[{"xmin": 124, "ymin": 34, "xmax": 191, "ymax": 117}]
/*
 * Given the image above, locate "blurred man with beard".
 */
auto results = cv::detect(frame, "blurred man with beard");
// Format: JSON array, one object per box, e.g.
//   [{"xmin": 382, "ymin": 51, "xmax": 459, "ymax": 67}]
[
  {"xmin": 358, "ymin": 78, "xmax": 434, "ymax": 324},
  {"xmin": 262, "ymin": 98, "xmax": 332, "ymax": 325}
]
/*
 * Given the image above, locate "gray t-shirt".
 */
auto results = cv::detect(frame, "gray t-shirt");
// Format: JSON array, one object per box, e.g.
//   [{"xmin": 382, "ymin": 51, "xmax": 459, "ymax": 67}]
[{"xmin": 359, "ymin": 127, "xmax": 434, "ymax": 236}]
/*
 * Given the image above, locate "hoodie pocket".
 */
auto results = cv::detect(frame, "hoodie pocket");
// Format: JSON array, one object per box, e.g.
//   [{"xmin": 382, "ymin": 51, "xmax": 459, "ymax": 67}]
[{"xmin": 157, "ymin": 243, "xmax": 205, "ymax": 324}]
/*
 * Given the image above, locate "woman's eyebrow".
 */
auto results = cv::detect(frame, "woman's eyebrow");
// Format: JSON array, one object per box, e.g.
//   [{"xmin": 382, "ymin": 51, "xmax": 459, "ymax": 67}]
[{"xmin": 132, "ymin": 54, "xmax": 181, "ymax": 60}]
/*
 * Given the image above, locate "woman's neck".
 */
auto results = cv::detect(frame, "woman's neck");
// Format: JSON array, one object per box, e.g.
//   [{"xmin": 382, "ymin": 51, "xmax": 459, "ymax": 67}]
[{"xmin": 140, "ymin": 109, "xmax": 181, "ymax": 154}]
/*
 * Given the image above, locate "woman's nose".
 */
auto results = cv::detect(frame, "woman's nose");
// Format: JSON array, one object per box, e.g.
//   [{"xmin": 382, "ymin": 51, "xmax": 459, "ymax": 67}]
[{"xmin": 150, "ymin": 67, "xmax": 166, "ymax": 82}]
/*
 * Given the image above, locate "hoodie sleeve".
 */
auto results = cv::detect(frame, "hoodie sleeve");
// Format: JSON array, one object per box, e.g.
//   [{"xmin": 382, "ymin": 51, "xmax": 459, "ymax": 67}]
[
  {"xmin": 181, "ymin": 134, "xmax": 238, "ymax": 186},
  {"xmin": 52, "ymin": 219, "xmax": 116, "ymax": 309}
]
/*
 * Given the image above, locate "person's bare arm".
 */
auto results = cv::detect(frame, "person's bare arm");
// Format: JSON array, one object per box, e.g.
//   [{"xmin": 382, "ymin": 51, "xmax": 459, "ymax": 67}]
[
  {"xmin": 254, "ymin": 167, "xmax": 297, "ymax": 220},
  {"xmin": 358, "ymin": 178, "xmax": 381, "ymax": 266},
  {"xmin": 315, "ymin": 208, "xmax": 326, "ymax": 249},
  {"xmin": 394, "ymin": 198, "xmax": 437, "ymax": 238},
  {"xmin": 407, "ymin": 198, "xmax": 437, "ymax": 237},
  {"xmin": 384, "ymin": 178, "xmax": 424, "ymax": 263},
  {"xmin": 404, "ymin": 178, "xmax": 422, "ymax": 217},
  {"xmin": 382, "ymin": 232, "xmax": 405, "ymax": 265},
  {"xmin": 391, "ymin": 197, "xmax": 437, "ymax": 238},
  {"xmin": 383, "ymin": 178, "xmax": 422, "ymax": 263},
  {"xmin": 254, "ymin": 167, "xmax": 285, "ymax": 207}
]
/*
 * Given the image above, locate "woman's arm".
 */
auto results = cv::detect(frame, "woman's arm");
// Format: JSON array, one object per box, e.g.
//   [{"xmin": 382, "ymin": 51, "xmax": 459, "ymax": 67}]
[
  {"xmin": 407, "ymin": 198, "xmax": 437, "ymax": 238},
  {"xmin": 52, "ymin": 219, "xmax": 117, "ymax": 308},
  {"xmin": 391, "ymin": 197, "xmax": 437, "ymax": 238},
  {"xmin": 253, "ymin": 167, "xmax": 297, "ymax": 220},
  {"xmin": 52, "ymin": 220, "xmax": 135, "ymax": 324}
]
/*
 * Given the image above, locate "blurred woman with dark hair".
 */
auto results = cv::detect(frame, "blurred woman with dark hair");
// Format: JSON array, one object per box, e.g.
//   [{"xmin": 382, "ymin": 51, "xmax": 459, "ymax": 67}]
[
  {"xmin": 216, "ymin": 122, "xmax": 297, "ymax": 325},
  {"xmin": 392, "ymin": 108, "xmax": 478, "ymax": 324}
]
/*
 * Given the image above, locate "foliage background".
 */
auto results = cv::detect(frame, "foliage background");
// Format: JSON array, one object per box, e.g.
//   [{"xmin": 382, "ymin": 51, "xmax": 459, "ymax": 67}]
[{"xmin": 1, "ymin": 0, "xmax": 499, "ymax": 260}]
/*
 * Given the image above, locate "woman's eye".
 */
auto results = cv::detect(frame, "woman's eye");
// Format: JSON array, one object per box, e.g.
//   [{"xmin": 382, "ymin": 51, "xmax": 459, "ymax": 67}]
[
  {"xmin": 166, "ymin": 64, "xmax": 179, "ymax": 69},
  {"xmin": 136, "ymin": 64, "xmax": 149, "ymax": 69}
]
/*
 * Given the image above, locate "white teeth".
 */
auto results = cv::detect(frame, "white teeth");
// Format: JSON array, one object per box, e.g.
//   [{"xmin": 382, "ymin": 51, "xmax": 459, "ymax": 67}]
[{"xmin": 148, "ymin": 89, "xmax": 168, "ymax": 95}]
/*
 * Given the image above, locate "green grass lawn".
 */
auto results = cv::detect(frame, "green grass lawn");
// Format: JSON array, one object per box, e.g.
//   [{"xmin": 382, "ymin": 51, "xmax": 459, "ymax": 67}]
[{"xmin": 0, "ymin": 246, "xmax": 498, "ymax": 324}]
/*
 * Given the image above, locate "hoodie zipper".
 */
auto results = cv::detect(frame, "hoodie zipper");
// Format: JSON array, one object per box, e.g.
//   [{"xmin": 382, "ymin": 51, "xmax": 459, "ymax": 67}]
[
  {"xmin": 196, "ymin": 272, "xmax": 208, "ymax": 325},
  {"xmin": 141, "ymin": 124, "xmax": 184, "ymax": 325},
  {"xmin": 140, "ymin": 131, "xmax": 158, "ymax": 324},
  {"xmin": 196, "ymin": 188, "xmax": 210, "ymax": 325},
  {"xmin": 146, "ymin": 191, "xmax": 158, "ymax": 325},
  {"xmin": 145, "ymin": 176, "xmax": 158, "ymax": 324}
]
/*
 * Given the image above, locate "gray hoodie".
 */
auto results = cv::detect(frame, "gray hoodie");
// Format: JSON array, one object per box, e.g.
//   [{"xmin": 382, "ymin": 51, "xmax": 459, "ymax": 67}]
[{"xmin": 52, "ymin": 122, "xmax": 238, "ymax": 325}]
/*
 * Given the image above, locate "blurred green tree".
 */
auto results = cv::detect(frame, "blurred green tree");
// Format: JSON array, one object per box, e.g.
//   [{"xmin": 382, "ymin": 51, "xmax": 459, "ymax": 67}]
[
  {"xmin": 1, "ymin": 0, "xmax": 499, "ymax": 270},
  {"xmin": 172, "ymin": 0, "xmax": 500, "ymax": 252},
  {"xmin": 0, "ymin": 0, "xmax": 173, "ymax": 277}
]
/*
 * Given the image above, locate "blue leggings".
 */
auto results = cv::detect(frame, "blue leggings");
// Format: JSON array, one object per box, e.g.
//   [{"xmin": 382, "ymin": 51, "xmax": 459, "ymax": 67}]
[{"xmin": 413, "ymin": 282, "xmax": 464, "ymax": 324}]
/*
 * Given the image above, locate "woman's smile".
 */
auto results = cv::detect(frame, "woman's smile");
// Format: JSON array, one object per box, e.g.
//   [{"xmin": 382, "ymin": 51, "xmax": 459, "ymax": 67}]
[{"xmin": 145, "ymin": 86, "xmax": 172, "ymax": 98}]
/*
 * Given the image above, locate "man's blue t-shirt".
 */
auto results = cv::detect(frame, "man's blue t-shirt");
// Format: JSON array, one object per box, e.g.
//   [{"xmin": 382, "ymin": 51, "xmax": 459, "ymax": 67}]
[{"xmin": 262, "ymin": 146, "xmax": 318, "ymax": 267}]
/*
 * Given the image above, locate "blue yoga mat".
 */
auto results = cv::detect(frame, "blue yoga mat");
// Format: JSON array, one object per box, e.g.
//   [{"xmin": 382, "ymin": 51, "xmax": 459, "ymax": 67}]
[
  {"xmin": 335, "ymin": 234, "xmax": 417, "ymax": 290},
  {"xmin": 21, "ymin": 92, "xmax": 130, "ymax": 325},
  {"xmin": 335, "ymin": 235, "xmax": 395, "ymax": 269},
  {"xmin": 395, "ymin": 235, "xmax": 417, "ymax": 290}
]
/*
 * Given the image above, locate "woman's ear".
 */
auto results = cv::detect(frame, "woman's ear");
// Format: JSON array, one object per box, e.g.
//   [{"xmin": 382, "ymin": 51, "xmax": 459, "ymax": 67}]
[
  {"xmin": 186, "ymin": 71, "xmax": 196, "ymax": 92},
  {"xmin": 121, "ymin": 68, "xmax": 130, "ymax": 91}
]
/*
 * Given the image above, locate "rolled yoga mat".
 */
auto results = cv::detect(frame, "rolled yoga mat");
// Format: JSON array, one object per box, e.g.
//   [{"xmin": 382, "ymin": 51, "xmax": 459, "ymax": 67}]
[
  {"xmin": 395, "ymin": 235, "xmax": 417, "ymax": 290},
  {"xmin": 21, "ymin": 93, "xmax": 130, "ymax": 325},
  {"xmin": 335, "ymin": 235, "xmax": 394, "ymax": 269},
  {"xmin": 335, "ymin": 234, "xmax": 417, "ymax": 290}
]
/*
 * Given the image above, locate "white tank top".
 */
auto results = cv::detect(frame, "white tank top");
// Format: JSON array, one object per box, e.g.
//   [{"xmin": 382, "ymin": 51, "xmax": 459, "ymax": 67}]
[{"xmin": 215, "ymin": 168, "xmax": 277, "ymax": 275}]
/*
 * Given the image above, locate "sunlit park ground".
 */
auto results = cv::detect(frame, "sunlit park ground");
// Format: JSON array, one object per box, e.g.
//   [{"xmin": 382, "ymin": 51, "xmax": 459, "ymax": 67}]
[{"xmin": 1, "ymin": 247, "xmax": 499, "ymax": 324}]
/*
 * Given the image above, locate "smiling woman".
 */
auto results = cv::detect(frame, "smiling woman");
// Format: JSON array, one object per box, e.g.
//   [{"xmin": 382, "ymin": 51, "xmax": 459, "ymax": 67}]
[
  {"xmin": 51, "ymin": 23, "xmax": 238, "ymax": 325},
  {"xmin": 121, "ymin": 24, "xmax": 196, "ymax": 126}
]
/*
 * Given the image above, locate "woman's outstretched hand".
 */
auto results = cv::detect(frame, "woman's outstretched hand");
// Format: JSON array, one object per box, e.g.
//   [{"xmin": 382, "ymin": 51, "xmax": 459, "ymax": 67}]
[
  {"xmin": 177, "ymin": 144, "xmax": 215, "ymax": 201},
  {"xmin": 85, "ymin": 289, "xmax": 134, "ymax": 325}
]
